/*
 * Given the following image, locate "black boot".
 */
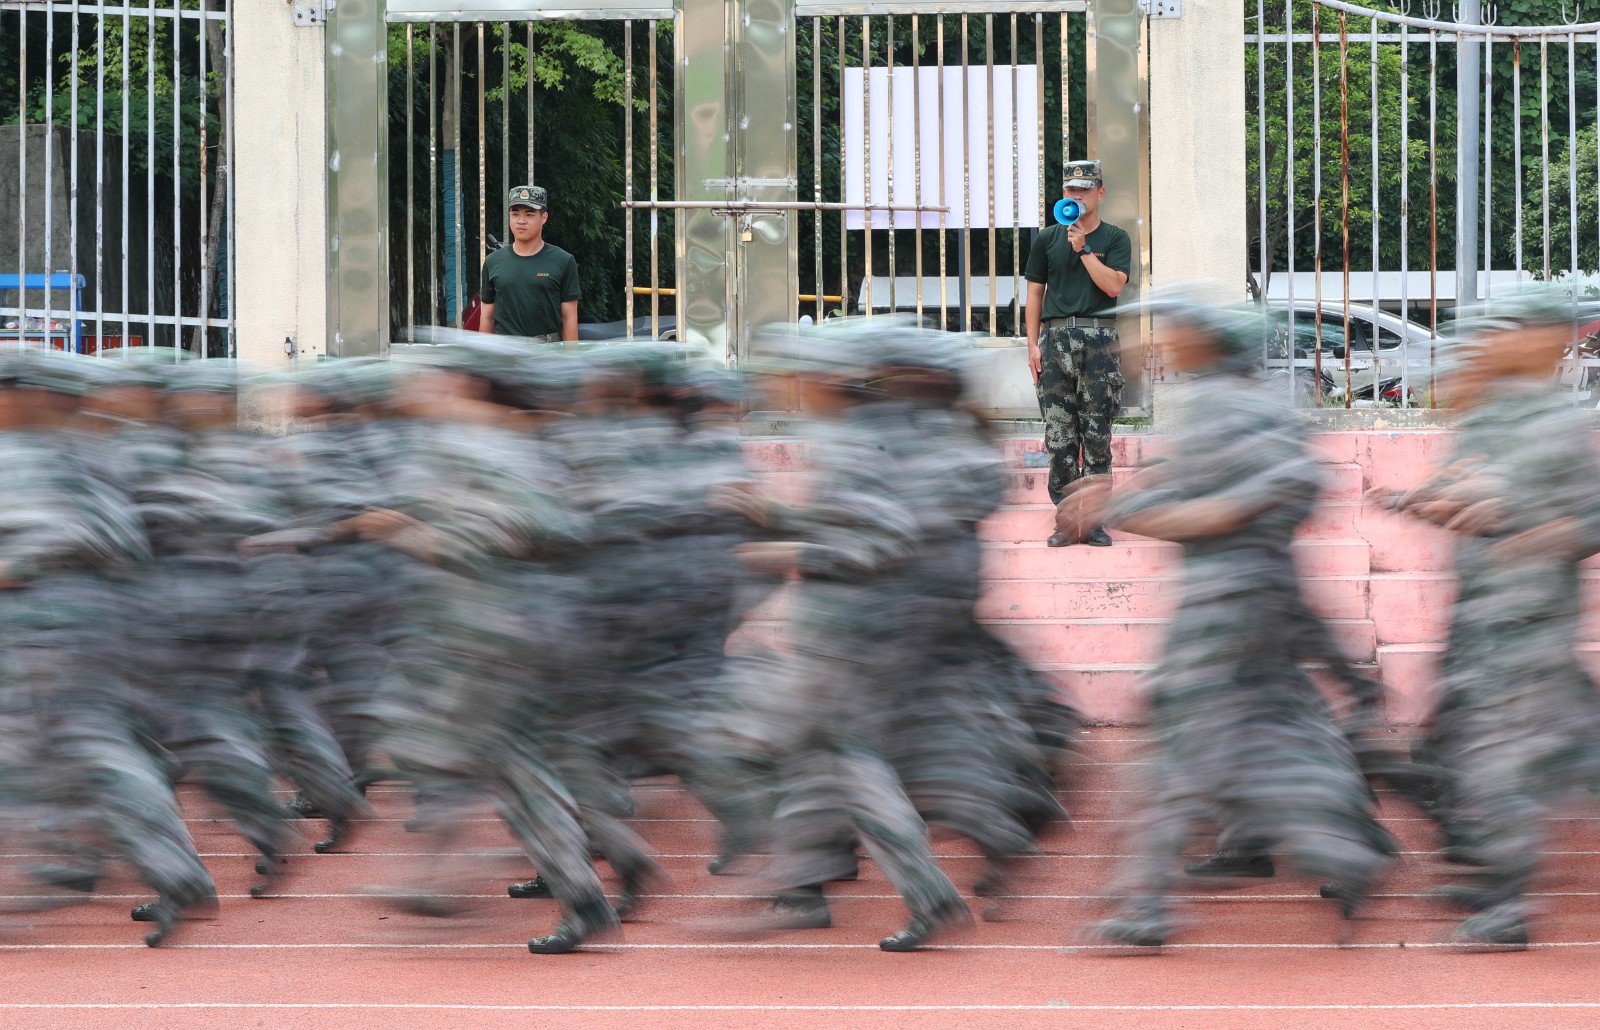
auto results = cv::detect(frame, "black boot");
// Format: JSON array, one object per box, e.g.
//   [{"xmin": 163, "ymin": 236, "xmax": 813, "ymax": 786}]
[
  {"xmin": 1184, "ymin": 851, "xmax": 1276, "ymax": 879},
  {"xmin": 250, "ymin": 852, "xmax": 286, "ymax": 899},
  {"xmin": 879, "ymin": 899, "xmax": 972, "ymax": 952},
  {"xmin": 527, "ymin": 901, "xmax": 621, "ymax": 955},
  {"xmin": 508, "ymin": 874, "xmax": 553, "ymax": 899},
  {"xmin": 26, "ymin": 863, "xmax": 98, "ymax": 896},
  {"xmin": 1090, "ymin": 910, "xmax": 1170, "ymax": 949},
  {"xmin": 286, "ymin": 793, "xmax": 325, "ymax": 820},
  {"xmin": 769, "ymin": 886, "xmax": 832, "ymax": 930},
  {"xmin": 314, "ymin": 815, "xmax": 350, "ymax": 855}
]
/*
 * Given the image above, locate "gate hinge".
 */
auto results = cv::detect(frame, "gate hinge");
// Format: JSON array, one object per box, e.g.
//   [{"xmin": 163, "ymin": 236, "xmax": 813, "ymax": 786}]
[
  {"xmin": 291, "ymin": 0, "xmax": 327, "ymax": 27},
  {"xmin": 1137, "ymin": 0, "xmax": 1182, "ymax": 18}
]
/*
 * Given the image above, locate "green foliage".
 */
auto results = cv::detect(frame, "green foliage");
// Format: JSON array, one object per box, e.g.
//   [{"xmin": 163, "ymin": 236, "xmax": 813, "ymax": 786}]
[{"xmin": 1248, "ymin": 0, "xmax": 1600, "ymax": 303}]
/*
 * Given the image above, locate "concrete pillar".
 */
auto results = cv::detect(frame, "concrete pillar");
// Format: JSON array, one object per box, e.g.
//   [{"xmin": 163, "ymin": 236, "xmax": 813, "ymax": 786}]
[
  {"xmin": 232, "ymin": 0, "xmax": 328, "ymax": 368},
  {"xmin": 1147, "ymin": 0, "xmax": 1247, "ymax": 294}
]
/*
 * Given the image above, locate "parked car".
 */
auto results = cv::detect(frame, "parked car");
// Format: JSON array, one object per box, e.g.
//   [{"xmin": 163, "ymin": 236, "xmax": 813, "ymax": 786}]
[{"xmin": 1265, "ymin": 299, "xmax": 1442, "ymax": 406}]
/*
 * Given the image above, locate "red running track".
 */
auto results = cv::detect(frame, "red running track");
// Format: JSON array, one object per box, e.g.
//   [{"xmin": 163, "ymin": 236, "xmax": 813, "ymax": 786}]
[{"xmin": 3, "ymin": 729, "xmax": 1599, "ymax": 1030}]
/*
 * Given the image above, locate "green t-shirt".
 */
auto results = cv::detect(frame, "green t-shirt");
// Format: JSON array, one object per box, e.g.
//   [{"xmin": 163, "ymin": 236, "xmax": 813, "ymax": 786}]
[
  {"xmin": 480, "ymin": 242, "xmax": 582, "ymax": 338},
  {"xmin": 1023, "ymin": 221, "xmax": 1133, "ymax": 319}
]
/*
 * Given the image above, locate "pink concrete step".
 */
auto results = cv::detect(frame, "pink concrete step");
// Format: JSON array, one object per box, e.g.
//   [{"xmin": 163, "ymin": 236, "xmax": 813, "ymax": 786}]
[
  {"xmin": 987, "ymin": 616, "xmax": 1377, "ymax": 665},
  {"xmin": 1376, "ymin": 641, "xmax": 1600, "ymax": 724},
  {"xmin": 1047, "ymin": 663, "xmax": 1386, "ymax": 726},
  {"xmin": 977, "ymin": 578, "xmax": 1181, "ymax": 621},
  {"xmin": 997, "ymin": 434, "xmax": 1151, "ymax": 467},
  {"xmin": 981, "ymin": 537, "xmax": 1370, "ymax": 579},
  {"xmin": 1358, "ymin": 508, "xmax": 1457, "ymax": 573},
  {"xmin": 977, "ymin": 573, "xmax": 1368, "ymax": 622},
  {"xmin": 1369, "ymin": 570, "xmax": 1600, "ymax": 645},
  {"xmin": 979, "ymin": 499, "xmax": 1362, "ymax": 543},
  {"xmin": 1003, "ymin": 462, "xmax": 1365, "ymax": 505}
]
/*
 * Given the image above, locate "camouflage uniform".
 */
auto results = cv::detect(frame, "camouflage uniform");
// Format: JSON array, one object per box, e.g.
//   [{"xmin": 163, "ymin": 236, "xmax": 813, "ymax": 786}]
[
  {"xmin": 1391, "ymin": 377, "xmax": 1600, "ymax": 944},
  {"xmin": 1094, "ymin": 369, "xmax": 1392, "ymax": 945},
  {"xmin": 0, "ymin": 359, "xmax": 214, "ymax": 944},
  {"xmin": 366, "ymin": 397, "xmax": 618, "ymax": 948},
  {"xmin": 1036, "ymin": 325, "xmax": 1123, "ymax": 503},
  {"xmin": 762, "ymin": 398, "xmax": 970, "ymax": 947}
]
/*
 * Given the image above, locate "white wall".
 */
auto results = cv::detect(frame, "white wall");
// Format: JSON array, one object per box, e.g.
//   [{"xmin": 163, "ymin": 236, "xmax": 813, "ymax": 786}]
[
  {"xmin": 232, "ymin": 0, "xmax": 326, "ymax": 369},
  {"xmin": 1147, "ymin": 1, "xmax": 1247, "ymax": 296}
]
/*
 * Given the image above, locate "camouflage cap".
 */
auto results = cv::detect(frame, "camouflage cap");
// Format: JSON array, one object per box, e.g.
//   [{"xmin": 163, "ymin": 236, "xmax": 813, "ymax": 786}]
[
  {"xmin": 507, "ymin": 185, "xmax": 548, "ymax": 212},
  {"xmin": 1063, "ymin": 159, "xmax": 1103, "ymax": 189}
]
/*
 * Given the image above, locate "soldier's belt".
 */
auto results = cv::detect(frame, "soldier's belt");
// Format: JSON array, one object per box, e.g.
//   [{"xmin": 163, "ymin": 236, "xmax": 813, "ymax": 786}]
[{"xmin": 1044, "ymin": 316, "xmax": 1116, "ymax": 329}]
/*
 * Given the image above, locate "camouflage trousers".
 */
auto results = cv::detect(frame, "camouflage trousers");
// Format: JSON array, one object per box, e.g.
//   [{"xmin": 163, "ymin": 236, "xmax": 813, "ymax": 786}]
[{"xmin": 1036, "ymin": 325, "xmax": 1123, "ymax": 504}]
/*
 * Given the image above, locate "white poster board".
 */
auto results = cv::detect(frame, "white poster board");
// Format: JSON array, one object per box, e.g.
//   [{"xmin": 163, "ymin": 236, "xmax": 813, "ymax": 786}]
[{"xmin": 842, "ymin": 65, "xmax": 1041, "ymax": 231}]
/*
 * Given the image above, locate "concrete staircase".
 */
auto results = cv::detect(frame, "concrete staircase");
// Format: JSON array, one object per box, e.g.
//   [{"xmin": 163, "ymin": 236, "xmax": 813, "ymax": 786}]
[{"xmin": 741, "ymin": 428, "xmax": 1600, "ymax": 725}]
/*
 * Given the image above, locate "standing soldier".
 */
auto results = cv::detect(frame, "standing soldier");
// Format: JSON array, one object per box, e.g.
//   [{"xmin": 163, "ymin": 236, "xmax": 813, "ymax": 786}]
[
  {"xmin": 480, "ymin": 186, "xmax": 582, "ymax": 343},
  {"xmin": 1023, "ymin": 159, "xmax": 1133, "ymax": 546}
]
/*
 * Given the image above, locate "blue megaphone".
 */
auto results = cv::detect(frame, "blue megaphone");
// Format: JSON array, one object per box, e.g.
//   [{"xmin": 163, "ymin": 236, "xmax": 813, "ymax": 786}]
[{"xmin": 1053, "ymin": 197, "xmax": 1083, "ymax": 226}]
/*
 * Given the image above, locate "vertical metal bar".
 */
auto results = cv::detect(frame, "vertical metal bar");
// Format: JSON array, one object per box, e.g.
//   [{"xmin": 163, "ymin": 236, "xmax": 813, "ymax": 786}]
[
  {"xmin": 406, "ymin": 25, "xmax": 415, "ymax": 334},
  {"xmin": 985, "ymin": 13, "xmax": 997, "ymax": 334},
  {"xmin": 1399, "ymin": 18, "xmax": 1410, "ymax": 384},
  {"xmin": 70, "ymin": 0, "xmax": 80, "ymax": 349},
  {"xmin": 838, "ymin": 16, "xmax": 847, "ymax": 315},
  {"xmin": 198, "ymin": 0, "xmax": 211, "ymax": 354},
  {"xmin": 625, "ymin": 20, "xmax": 634, "ymax": 337},
  {"xmin": 961, "ymin": 13, "xmax": 971, "ymax": 333},
  {"xmin": 937, "ymin": 15, "xmax": 947, "ymax": 324},
  {"xmin": 146, "ymin": 0, "xmax": 155, "ymax": 350},
  {"xmin": 428, "ymin": 24, "xmax": 438, "ymax": 326},
  {"xmin": 17, "ymin": 2, "xmax": 26, "ymax": 339},
  {"xmin": 527, "ymin": 23, "xmax": 535, "ymax": 183},
  {"xmin": 912, "ymin": 14, "xmax": 924, "ymax": 325},
  {"xmin": 815, "ymin": 16, "xmax": 825, "ymax": 324},
  {"xmin": 648, "ymin": 19, "xmax": 659, "ymax": 337},
  {"xmin": 1313, "ymin": 4, "xmax": 1328, "ymax": 401},
  {"xmin": 118, "ymin": 0, "xmax": 128, "ymax": 350},
  {"xmin": 1429, "ymin": 26, "xmax": 1440, "ymax": 399},
  {"xmin": 1568, "ymin": 32, "xmax": 1577, "ymax": 285},
  {"xmin": 1011, "ymin": 13, "xmax": 1020, "ymax": 336},
  {"xmin": 1060, "ymin": 11, "xmax": 1069, "ymax": 179},
  {"xmin": 1540, "ymin": 36, "xmax": 1550, "ymax": 281},
  {"xmin": 478, "ymin": 23, "xmax": 487, "ymax": 275},
  {"xmin": 1035, "ymin": 13, "xmax": 1044, "ymax": 270},
  {"xmin": 886, "ymin": 15, "xmax": 896, "ymax": 317},
  {"xmin": 170, "ymin": 0, "xmax": 181, "ymax": 353},
  {"xmin": 501, "ymin": 23, "xmax": 509, "ymax": 237},
  {"xmin": 537, "ymin": 22, "xmax": 544, "ymax": 183},
  {"xmin": 862, "ymin": 15, "xmax": 873, "ymax": 319},
  {"xmin": 1482, "ymin": 29, "xmax": 1492, "ymax": 304},
  {"xmin": 453, "ymin": 25, "xmax": 464, "ymax": 327},
  {"xmin": 224, "ymin": 0, "xmax": 235, "ymax": 353},
  {"xmin": 1370, "ymin": 13, "xmax": 1381, "ymax": 396},
  {"xmin": 1339, "ymin": 12, "xmax": 1351, "ymax": 407},
  {"xmin": 43, "ymin": 0, "xmax": 54, "ymax": 333},
  {"xmin": 1256, "ymin": 0, "xmax": 1267, "ymax": 311},
  {"xmin": 94, "ymin": 4, "xmax": 105, "ymax": 349},
  {"xmin": 1514, "ymin": 39, "xmax": 1523, "ymax": 285},
  {"xmin": 1285, "ymin": 0, "xmax": 1299, "ymax": 382}
]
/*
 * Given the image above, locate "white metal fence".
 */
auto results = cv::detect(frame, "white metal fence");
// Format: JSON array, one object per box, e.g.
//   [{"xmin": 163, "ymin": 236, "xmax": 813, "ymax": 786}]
[
  {"xmin": 1248, "ymin": 0, "xmax": 1600, "ymax": 407},
  {"xmin": 1, "ymin": 0, "xmax": 232, "ymax": 357}
]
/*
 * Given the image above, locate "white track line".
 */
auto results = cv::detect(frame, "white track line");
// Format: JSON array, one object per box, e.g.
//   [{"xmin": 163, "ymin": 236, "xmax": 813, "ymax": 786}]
[
  {"xmin": 0, "ymin": 1003, "xmax": 1597, "ymax": 1013},
  {"xmin": 5, "ymin": 890, "xmax": 1597, "ymax": 903},
  {"xmin": 0, "ymin": 941, "xmax": 1597, "ymax": 951},
  {"xmin": 8, "ymin": 849, "xmax": 1600, "ymax": 860}
]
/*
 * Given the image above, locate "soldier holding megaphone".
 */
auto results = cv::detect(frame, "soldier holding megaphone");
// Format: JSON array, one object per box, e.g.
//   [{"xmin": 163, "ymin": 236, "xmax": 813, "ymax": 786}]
[{"xmin": 1023, "ymin": 159, "xmax": 1132, "ymax": 548}]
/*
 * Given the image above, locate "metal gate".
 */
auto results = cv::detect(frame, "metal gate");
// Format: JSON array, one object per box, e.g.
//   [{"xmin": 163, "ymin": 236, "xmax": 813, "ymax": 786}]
[
  {"xmin": 1, "ymin": 0, "xmax": 234, "ymax": 357},
  {"xmin": 1248, "ymin": 0, "xmax": 1600, "ymax": 407},
  {"xmin": 382, "ymin": 10, "xmax": 675, "ymax": 340}
]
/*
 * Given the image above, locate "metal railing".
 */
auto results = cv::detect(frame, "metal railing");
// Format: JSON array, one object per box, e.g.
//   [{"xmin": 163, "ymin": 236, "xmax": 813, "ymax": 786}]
[
  {"xmin": 795, "ymin": 8, "xmax": 1089, "ymax": 337},
  {"xmin": 1, "ymin": 0, "xmax": 233, "ymax": 357},
  {"xmin": 1248, "ymin": 0, "xmax": 1600, "ymax": 408}
]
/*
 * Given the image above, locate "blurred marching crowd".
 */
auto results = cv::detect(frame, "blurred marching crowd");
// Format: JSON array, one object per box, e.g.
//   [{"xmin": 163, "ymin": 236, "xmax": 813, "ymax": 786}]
[{"xmin": 0, "ymin": 289, "xmax": 1596, "ymax": 955}]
